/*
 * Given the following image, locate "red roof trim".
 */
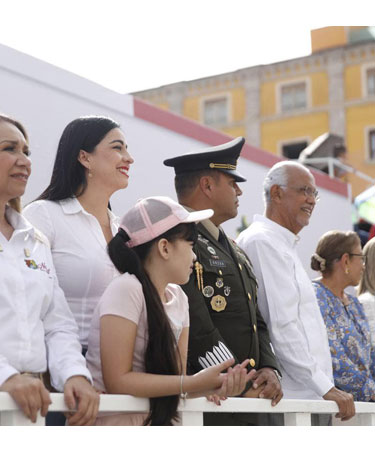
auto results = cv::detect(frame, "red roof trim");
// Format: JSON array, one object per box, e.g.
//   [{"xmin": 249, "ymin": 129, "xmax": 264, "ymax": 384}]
[{"xmin": 133, "ymin": 98, "xmax": 348, "ymax": 197}]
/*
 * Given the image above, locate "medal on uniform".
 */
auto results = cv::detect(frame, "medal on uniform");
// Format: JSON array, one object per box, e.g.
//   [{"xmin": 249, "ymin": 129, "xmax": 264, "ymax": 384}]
[
  {"xmin": 215, "ymin": 277, "xmax": 224, "ymax": 288},
  {"xmin": 198, "ymin": 235, "xmax": 209, "ymax": 245},
  {"xmin": 207, "ymin": 246, "xmax": 216, "ymax": 255},
  {"xmin": 24, "ymin": 248, "xmax": 30, "ymax": 257},
  {"xmin": 211, "ymin": 295, "xmax": 227, "ymax": 312},
  {"xmin": 203, "ymin": 285, "xmax": 214, "ymax": 298},
  {"xmin": 224, "ymin": 286, "xmax": 231, "ymax": 296}
]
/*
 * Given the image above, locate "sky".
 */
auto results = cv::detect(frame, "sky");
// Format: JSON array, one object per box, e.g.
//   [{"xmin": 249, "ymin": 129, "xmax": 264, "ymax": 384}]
[{"xmin": 0, "ymin": 0, "xmax": 372, "ymax": 94}]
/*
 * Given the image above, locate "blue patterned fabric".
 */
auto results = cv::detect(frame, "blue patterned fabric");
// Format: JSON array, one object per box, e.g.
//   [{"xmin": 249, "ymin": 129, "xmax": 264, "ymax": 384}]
[{"xmin": 313, "ymin": 280, "xmax": 375, "ymax": 401}]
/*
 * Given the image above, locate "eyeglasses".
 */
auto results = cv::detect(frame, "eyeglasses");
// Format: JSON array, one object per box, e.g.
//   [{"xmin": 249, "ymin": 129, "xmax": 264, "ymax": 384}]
[
  {"xmin": 349, "ymin": 253, "xmax": 367, "ymax": 264},
  {"xmin": 279, "ymin": 185, "xmax": 320, "ymax": 201}
]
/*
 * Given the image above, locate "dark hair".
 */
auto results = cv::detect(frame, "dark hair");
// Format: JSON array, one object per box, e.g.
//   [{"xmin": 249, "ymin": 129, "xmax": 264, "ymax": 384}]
[
  {"xmin": 0, "ymin": 114, "xmax": 29, "ymax": 212},
  {"xmin": 311, "ymin": 230, "xmax": 360, "ymax": 275},
  {"xmin": 37, "ymin": 116, "xmax": 120, "ymax": 201},
  {"xmin": 175, "ymin": 169, "xmax": 221, "ymax": 201},
  {"xmin": 333, "ymin": 143, "xmax": 346, "ymax": 158},
  {"xmin": 108, "ymin": 222, "xmax": 198, "ymax": 426}
]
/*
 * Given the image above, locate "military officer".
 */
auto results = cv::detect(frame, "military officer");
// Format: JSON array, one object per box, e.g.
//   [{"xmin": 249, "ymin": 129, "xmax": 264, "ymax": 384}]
[{"xmin": 164, "ymin": 137, "xmax": 282, "ymax": 426}]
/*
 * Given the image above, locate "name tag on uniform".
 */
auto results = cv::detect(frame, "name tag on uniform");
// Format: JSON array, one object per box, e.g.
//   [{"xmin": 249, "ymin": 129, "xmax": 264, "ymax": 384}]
[{"xmin": 209, "ymin": 259, "xmax": 226, "ymax": 267}]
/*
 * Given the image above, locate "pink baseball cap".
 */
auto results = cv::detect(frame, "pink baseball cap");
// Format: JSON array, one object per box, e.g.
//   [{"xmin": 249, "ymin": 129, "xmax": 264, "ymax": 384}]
[{"xmin": 119, "ymin": 196, "xmax": 213, "ymax": 248}]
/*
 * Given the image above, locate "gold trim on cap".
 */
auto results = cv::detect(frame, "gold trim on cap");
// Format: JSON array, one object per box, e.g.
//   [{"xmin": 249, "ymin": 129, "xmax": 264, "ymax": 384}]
[{"xmin": 209, "ymin": 163, "xmax": 237, "ymax": 169}]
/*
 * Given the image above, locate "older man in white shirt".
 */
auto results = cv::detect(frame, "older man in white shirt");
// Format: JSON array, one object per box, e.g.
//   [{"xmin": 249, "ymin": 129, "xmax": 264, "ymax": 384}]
[{"xmin": 236, "ymin": 161, "xmax": 355, "ymax": 423}]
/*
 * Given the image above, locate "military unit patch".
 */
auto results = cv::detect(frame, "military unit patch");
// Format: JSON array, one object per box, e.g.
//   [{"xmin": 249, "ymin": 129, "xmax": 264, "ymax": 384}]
[{"xmin": 215, "ymin": 277, "xmax": 224, "ymax": 288}]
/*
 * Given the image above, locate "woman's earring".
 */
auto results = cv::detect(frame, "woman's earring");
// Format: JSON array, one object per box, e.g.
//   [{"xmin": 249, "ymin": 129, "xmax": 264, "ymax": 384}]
[{"xmin": 345, "ymin": 267, "xmax": 349, "ymax": 274}]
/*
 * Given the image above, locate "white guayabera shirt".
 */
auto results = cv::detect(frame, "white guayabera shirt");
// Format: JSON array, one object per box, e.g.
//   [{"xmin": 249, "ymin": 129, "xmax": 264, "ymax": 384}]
[
  {"xmin": 236, "ymin": 214, "xmax": 334, "ymax": 400},
  {"xmin": 0, "ymin": 207, "xmax": 91, "ymax": 390}
]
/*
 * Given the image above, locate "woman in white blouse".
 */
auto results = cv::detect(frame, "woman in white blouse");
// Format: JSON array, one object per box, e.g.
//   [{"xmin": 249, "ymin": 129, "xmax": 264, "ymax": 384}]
[
  {"xmin": 24, "ymin": 116, "xmax": 134, "ymax": 352},
  {"xmin": 358, "ymin": 237, "xmax": 375, "ymax": 344},
  {"xmin": 0, "ymin": 114, "xmax": 99, "ymax": 424}
]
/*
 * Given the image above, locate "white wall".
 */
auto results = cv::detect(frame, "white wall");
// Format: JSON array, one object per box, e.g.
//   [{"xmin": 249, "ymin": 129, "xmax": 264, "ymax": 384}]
[{"xmin": 0, "ymin": 44, "xmax": 353, "ymax": 275}]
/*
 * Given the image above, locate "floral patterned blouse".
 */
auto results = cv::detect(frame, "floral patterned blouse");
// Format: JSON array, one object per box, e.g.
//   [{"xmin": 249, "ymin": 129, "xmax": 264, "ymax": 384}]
[{"xmin": 313, "ymin": 280, "xmax": 375, "ymax": 402}]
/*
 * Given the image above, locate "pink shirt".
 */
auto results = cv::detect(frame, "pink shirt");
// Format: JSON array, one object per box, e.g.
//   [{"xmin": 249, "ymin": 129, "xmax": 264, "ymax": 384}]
[{"xmin": 86, "ymin": 273, "xmax": 189, "ymax": 392}]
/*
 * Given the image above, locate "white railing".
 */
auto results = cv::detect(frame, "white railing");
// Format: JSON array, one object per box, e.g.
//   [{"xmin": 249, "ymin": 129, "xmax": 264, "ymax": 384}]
[
  {"xmin": 302, "ymin": 157, "xmax": 375, "ymax": 184},
  {"xmin": 1, "ymin": 393, "xmax": 375, "ymax": 426}
]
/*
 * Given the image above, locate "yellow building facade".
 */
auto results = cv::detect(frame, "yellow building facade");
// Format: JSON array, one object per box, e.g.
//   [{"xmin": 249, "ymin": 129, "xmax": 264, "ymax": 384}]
[{"xmin": 134, "ymin": 27, "xmax": 375, "ymax": 197}]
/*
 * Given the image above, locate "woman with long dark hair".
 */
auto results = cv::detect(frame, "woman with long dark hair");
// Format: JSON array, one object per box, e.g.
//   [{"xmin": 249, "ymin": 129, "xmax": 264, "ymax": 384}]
[
  {"xmin": 24, "ymin": 116, "xmax": 134, "ymax": 351},
  {"xmin": 86, "ymin": 196, "xmax": 253, "ymax": 426}
]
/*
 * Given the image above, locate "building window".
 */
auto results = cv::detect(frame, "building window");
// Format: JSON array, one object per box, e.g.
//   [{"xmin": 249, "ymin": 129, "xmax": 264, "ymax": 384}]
[
  {"xmin": 369, "ymin": 129, "xmax": 375, "ymax": 160},
  {"xmin": 367, "ymin": 68, "xmax": 375, "ymax": 96},
  {"xmin": 282, "ymin": 141, "xmax": 308, "ymax": 159},
  {"xmin": 203, "ymin": 97, "xmax": 228, "ymax": 126},
  {"xmin": 280, "ymin": 82, "xmax": 307, "ymax": 112}
]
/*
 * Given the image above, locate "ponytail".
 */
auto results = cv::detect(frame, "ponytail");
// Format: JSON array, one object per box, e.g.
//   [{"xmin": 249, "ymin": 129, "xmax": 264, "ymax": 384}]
[{"xmin": 107, "ymin": 225, "xmax": 198, "ymax": 425}]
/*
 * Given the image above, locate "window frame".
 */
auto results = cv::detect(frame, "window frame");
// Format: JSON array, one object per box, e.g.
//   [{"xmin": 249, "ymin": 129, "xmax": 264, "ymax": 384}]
[
  {"xmin": 277, "ymin": 137, "xmax": 310, "ymax": 159},
  {"xmin": 364, "ymin": 126, "xmax": 375, "ymax": 162},
  {"xmin": 361, "ymin": 63, "xmax": 375, "ymax": 98},
  {"xmin": 276, "ymin": 78, "xmax": 311, "ymax": 114},
  {"xmin": 200, "ymin": 93, "xmax": 231, "ymax": 127}
]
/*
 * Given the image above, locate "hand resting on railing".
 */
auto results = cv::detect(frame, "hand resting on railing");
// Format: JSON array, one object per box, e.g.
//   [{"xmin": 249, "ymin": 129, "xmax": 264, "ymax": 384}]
[
  {"xmin": 244, "ymin": 367, "xmax": 283, "ymax": 406},
  {"xmin": 0, "ymin": 373, "xmax": 99, "ymax": 426},
  {"xmin": 0, "ymin": 374, "xmax": 51, "ymax": 424},
  {"xmin": 323, "ymin": 386, "xmax": 355, "ymax": 421}
]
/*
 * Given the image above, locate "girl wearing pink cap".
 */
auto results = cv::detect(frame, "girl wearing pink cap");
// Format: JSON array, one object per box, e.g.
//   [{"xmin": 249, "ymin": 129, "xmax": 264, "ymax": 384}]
[{"xmin": 86, "ymin": 196, "xmax": 253, "ymax": 425}]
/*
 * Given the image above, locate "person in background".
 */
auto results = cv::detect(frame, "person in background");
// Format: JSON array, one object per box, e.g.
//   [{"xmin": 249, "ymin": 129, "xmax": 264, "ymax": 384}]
[
  {"xmin": 312, "ymin": 230, "xmax": 375, "ymax": 402},
  {"xmin": 237, "ymin": 161, "xmax": 355, "ymax": 424},
  {"xmin": 86, "ymin": 196, "xmax": 254, "ymax": 426},
  {"xmin": 358, "ymin": 237, "xmax": 375, "ymax": 344},
  {"xmin": 24, "ymin": 115, "xmax": 134, "ymax": 352},
  {"xmin": 163, "ymin": 138, "xmax": 282, "ymax": 426},
  {"xmin": 0, "ymin": 114, "xmax": 99, "ymax": 425}
]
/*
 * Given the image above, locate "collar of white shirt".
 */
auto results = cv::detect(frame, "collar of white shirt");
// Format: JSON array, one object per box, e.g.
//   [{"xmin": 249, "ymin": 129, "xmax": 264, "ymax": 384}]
[
  {"xmin": 253, "ymin": 214, "xmax": 300, "ymax": 248},
  {"xmin": 5, "ymin": 206, "xmax": 35, "ymax": 238},
  {"xmin": 60, "ymin": 197, "xmax": 118, "ymax": 225}
]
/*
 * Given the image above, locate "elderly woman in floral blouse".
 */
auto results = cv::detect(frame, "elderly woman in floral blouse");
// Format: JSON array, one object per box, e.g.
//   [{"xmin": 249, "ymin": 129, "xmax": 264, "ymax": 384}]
[{"xmin": 311, "ymin": 230, "xmax": 375, "ymax": 402}]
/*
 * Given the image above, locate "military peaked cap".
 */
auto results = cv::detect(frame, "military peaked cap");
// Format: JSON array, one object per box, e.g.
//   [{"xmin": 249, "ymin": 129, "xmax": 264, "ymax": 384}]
[{"xmin": 163, "ymin": 137, "xmax": 247, "ymax": 182}]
